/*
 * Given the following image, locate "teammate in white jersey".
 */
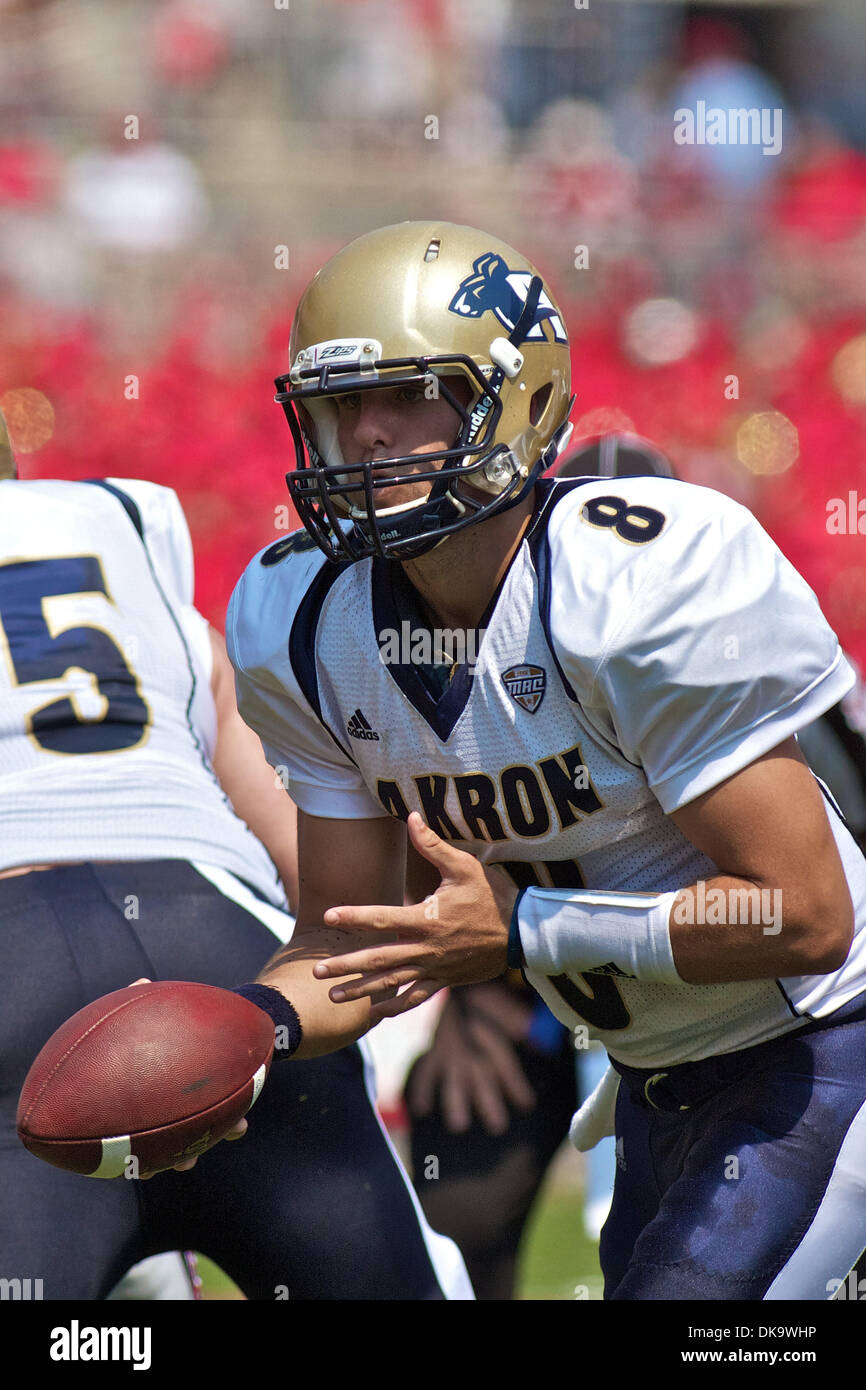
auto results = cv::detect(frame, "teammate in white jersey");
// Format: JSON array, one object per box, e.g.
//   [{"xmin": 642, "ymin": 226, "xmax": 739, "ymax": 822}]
[
  {"xmin": 224, "ymin": 221, "xmax": 866, "ymax": 1300},
  {"xmin": 0, "ymin": 440, "xmax": 470, "ymax": 1299}
]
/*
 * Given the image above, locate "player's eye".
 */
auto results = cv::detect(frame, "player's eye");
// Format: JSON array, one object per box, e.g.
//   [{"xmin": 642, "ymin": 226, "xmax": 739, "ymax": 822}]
[
  {"xmin": 395, "ymin": 387, "xmax": 424, "ymax": 404},
  {"xmin": 334, "ymin": 393, "xmax": 361, "ymax": 412}
]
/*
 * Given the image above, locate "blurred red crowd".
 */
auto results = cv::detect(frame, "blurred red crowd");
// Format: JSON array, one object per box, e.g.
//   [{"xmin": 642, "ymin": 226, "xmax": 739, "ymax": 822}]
[{"xmin": 2, "ymin": 150, "xmax": 865, "ymax": 673}]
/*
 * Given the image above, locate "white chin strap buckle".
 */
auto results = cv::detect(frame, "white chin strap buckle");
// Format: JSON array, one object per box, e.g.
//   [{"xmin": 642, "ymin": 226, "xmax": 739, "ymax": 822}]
[{"xmin": 489, "ymin": 337, "xmax": 524, "ymax": 379}]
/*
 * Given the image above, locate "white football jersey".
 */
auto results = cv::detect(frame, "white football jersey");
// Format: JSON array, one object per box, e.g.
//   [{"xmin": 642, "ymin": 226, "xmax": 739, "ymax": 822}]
[
  {"xmin": 227, "ymin": 477, "xmax": 866, "ymax": 1065},
  {"xmin": 0, "ymin": 477, "xmax": 284, "ymax": 906}
]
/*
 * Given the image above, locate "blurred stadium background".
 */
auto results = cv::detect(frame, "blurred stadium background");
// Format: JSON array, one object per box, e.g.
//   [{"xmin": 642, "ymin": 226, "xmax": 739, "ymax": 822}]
[{"xmin": 3, "ymin": 0, "xmax": 866, "ymax": 1298}]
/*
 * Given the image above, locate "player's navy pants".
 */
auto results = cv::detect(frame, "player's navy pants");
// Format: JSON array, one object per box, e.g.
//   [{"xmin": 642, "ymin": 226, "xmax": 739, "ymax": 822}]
[
  {"xmin": 0, "ymin": 861, "xmax": 471, "ymax": 1300},
  {"xmin": 602, "ymin": 992, "xmax": 866, "ymax": 1300}
]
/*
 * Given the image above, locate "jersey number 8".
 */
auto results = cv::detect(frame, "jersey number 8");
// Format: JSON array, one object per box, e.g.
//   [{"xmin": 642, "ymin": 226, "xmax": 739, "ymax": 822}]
[{"xmin": 581, "ymin": 495, "xmax": 666, "ymax": 545}]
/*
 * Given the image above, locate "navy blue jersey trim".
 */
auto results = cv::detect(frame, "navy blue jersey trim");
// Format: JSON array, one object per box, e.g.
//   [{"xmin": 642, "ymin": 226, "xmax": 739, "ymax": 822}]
[
  {"xmin": 525, "ymin": 476, "xmax": 593, "ymax": 542},
  {"xmin": 83, "ymin": 479, "xmax": 144, "ymax": 538},
  {"xmin": 526, "ymin": 479, "xmax": 593, "ymax": 705},
  {"xmin": 774, "ymin": 978, "xmax": 807, "ymax": 1020},
  {"xmin": 527, "ymin": 478, "xmax": 644, "ymax": 769},
  {"xmin": 372, "ymin": 497, "xmax": 536, "ymax": 743},
  {"xmin": 370, "ymin": 481, "xmax": 593, "ymax": 743},
  {"xmin": 372, "ymin": 560, "xmax": 477, "ymax": 742},
  {"xmin": 288, "ymin": 559, "xmax": 358, "ymax": 764}
]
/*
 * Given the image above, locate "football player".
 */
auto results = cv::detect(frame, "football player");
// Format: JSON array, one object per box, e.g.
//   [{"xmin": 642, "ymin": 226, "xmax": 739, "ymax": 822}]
[
  {"xmin": 402, "ymin": 436, "xmax": 679, "ymax": 1299},
  {"xmin": 0, "ymin": 416, "xmax": 470, "ymax": 1299},
  {"xmin": 404, "ymin": 432, "xmax": 866, "ymax": 1299},
  {"xmin": 225, "ymin": 221, "xmax": 866, "ymax": 1300}
]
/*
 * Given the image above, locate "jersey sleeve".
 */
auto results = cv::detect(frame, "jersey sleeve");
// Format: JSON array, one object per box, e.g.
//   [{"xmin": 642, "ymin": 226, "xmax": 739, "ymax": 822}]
[
  {"xmin": 226, "ymin": 550, "xmax": 386, "ymax": 820},
  {"xmin": 102, "ymin": 478, "xmax": 194, "ymax": 607},
  {"xmin": 549, "ymin": 480, "xmax": 855, "ymax": 814}
]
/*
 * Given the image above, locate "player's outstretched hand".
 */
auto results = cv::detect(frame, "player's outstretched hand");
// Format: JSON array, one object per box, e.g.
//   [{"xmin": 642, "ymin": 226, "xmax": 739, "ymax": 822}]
[
  {"xmin": 127, "ymin": 978, "xmax": 248, "ymax": 1177},
  {"xmin": 313, "ymin": 813, "xmax": 518, "ymax": 1021}
]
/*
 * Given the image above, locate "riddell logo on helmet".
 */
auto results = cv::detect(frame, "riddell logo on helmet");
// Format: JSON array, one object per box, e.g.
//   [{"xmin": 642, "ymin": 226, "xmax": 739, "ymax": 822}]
[{"xmin": 467, "ymin": 395, "xmax": 493, "ymax": 444}]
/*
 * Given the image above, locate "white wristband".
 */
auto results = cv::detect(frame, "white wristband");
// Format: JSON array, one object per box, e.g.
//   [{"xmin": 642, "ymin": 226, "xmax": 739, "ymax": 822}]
[{"xmin": 516, "ymin": 886, "xmax": 682, "ymax": 983}]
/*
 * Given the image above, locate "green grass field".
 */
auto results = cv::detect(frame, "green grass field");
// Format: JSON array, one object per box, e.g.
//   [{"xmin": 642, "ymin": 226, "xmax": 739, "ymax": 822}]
[
  {"xmin": 515, "ymin": 1171, "xmax": 604, "ymax": 1300},
  {"xmin": 198, "ymin": 1144, "xmax": 605, "ymax": 1301}
]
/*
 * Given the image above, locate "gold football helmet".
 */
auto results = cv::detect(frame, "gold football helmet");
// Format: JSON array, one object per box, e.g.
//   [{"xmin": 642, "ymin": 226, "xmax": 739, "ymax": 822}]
[{"xmin": 276, "ymin": 221, "xmax": 573, "ymax": 561}]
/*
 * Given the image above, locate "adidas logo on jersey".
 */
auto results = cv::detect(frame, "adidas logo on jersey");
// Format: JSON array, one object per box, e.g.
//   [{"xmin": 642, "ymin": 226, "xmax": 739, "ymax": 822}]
[
  {"xmin": 347, "ymin": 709, "xmax": 380, "ymax": 741},
  {"xmin": 585, "ymin": 961, "xmax": 636, "ymax": 979}
]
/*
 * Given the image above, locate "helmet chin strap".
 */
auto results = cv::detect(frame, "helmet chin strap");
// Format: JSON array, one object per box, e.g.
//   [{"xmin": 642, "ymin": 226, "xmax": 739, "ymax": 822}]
[
  {"xmin": 354, "ymin": 477, "xmax": 469, "ymax": 549},
  {"xmin": 347, "ymin": 494, "xmax": 433, "ymax": 521},
  {"xmin": 508, "ymin": 274, "xmax": 544, "ymax": 348}
]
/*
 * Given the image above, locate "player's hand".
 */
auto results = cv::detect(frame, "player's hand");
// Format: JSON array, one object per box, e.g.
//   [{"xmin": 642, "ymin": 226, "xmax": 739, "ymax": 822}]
[
  {"xmin": 127, "ymin": 978, "xmax": 248, "ymax": 1176},
  {"xmin": 406, "ymin": 982, "xmax": 535, "ymax": 1135},
  {"xmin": 137, "ymin": 1118, "xmax": 248, "ymax": 1180},
  {"xmin": 313, "ymin": 813, "xmax": 518, "ymax": 1021}
]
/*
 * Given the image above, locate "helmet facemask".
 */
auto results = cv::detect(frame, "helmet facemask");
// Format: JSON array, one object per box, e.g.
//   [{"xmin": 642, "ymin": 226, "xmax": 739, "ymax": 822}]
[{"xmin": 277, "ymin": 351, "xmax": 533, "ymax": 562}]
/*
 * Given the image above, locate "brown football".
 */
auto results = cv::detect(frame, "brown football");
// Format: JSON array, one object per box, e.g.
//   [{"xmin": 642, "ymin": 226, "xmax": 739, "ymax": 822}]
[{"xmin": 16, "ymin": 981, "xmax": 274, "ymax": 1178}]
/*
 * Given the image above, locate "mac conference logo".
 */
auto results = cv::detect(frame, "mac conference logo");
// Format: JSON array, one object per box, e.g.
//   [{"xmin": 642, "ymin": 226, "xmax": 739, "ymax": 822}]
[{"xmin": 501, "ymin": 664, "xmax": 546, "ymax": 713}]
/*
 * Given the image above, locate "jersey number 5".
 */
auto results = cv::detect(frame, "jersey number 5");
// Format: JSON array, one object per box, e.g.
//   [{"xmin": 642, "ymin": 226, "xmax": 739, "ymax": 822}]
[{"xmin": 0, "ymin": 556, "xmax": 149, "ymax": 754}]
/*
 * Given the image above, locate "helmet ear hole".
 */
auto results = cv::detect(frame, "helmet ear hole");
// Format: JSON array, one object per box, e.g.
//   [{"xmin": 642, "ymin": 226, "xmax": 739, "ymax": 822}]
[{"xmin": 529, "ymin": 383, "xmax": 553, "ymax": 427}]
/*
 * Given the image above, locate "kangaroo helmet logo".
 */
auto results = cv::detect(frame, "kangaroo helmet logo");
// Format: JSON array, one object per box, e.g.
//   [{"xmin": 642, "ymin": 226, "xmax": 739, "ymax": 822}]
[{"xmin": 448, "ymin": 254, "xmax": 568, "ymax": 344}]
